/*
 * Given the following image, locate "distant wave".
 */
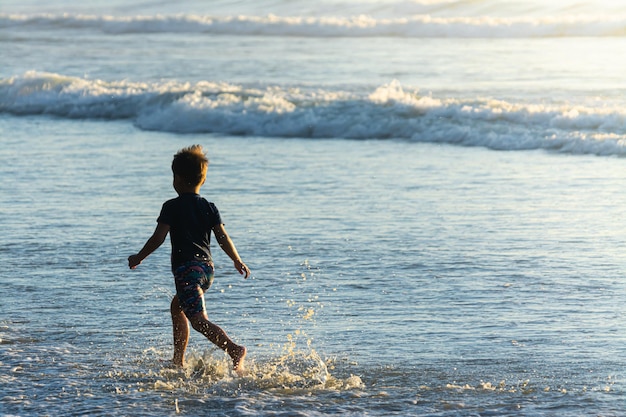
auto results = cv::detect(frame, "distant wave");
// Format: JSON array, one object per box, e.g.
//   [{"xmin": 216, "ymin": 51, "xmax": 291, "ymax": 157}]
[
  {"xmin": 3, "ymin": 12, "xmax": 626, "ymax": 38},
  {"xmin": 2, "ymin": 72, "xmax": 626, "ymax": 156}
]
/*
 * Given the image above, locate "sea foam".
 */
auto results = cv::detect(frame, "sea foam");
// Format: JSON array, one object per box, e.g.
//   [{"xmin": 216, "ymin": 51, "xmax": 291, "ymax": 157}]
[
  {"xmin": 3, "ymin": 12, "xmax": 626, "ymax": 38},
  {"xmin": 2, "ymin": 72, "xmax": 626, "ymax": 156}
]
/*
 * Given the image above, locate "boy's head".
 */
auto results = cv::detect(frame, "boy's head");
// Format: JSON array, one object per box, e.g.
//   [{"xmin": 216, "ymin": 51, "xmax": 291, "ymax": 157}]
[{"xmin": 172, "ymin": 145, "xmax": 209, "ymax": 187}]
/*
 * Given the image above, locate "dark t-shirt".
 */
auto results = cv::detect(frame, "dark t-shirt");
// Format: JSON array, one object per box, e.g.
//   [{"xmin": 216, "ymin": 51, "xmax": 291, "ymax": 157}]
[{"xmin": 157, "ymin": 193, "xmax": 222, "ymax": 269}]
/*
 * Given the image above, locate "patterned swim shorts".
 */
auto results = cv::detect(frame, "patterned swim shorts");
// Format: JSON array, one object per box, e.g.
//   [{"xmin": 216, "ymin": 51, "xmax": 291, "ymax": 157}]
[{"xmin": 173, "ymin": 261, "xmax": 215, "ymax": 319}]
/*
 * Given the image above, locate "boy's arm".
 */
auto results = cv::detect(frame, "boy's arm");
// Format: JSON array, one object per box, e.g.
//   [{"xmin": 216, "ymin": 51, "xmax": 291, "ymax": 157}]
[
  {"xmin": 128, "ymin": 223, "xmax": 170, "ymax": 269},
  {"xmin": 212, "ymin": 223, "xmax": 250, "ymax": 278}
]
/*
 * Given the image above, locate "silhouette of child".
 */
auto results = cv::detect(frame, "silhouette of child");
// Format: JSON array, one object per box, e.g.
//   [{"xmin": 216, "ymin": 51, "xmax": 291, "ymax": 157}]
[{"xmin": 128, "ymin": 145, "xmax": 249, "ymax": 373}]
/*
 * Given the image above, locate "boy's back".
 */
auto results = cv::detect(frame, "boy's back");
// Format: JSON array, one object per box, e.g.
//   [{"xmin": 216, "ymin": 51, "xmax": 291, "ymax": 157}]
[{"xmin": 158, "ymin": 193, "xmax": 222, "ymax": 268}]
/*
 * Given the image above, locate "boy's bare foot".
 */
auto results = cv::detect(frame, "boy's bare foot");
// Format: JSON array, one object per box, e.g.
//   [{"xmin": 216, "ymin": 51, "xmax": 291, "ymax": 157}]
[{"xmin": 230, "ymin": 345, "xmax": 247, "ymax": 375}]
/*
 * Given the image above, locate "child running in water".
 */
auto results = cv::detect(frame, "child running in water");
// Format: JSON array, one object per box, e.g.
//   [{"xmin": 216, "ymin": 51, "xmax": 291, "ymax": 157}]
[{"xmin": 128, "ymin": 145, "xmax": 249, "ymax": 373}]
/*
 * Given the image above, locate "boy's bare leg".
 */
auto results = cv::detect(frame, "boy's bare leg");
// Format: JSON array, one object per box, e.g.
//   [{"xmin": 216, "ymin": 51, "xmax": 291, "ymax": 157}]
[
  {"xmin": 189, "ymin": 313, "xmax": 246, "ymax": 373},
  {"xmin": 170, "ymin": 296, "xmax": 189, "ymax": 367}
]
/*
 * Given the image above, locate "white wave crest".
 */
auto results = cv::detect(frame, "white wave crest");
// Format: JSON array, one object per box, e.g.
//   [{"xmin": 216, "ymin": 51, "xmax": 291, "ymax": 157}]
[
  {"xmin": 2, "ymin": 72, "xmax": 626, "ymax": 156},
  {"xmin": 3, "ymin": 12, "xmax": 626, "ymax": 38}
]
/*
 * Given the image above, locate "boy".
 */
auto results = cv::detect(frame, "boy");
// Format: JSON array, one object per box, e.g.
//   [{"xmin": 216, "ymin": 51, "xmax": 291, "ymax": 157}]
[{"xmin": 128, "ymin": 145, "xmax": 249, "ymax": 373}]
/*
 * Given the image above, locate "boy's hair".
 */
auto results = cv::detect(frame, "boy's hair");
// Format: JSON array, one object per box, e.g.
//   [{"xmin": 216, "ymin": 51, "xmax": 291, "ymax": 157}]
[{"xmin": 172, "ymin": 145, "xmax": 209, "ymax": 186}]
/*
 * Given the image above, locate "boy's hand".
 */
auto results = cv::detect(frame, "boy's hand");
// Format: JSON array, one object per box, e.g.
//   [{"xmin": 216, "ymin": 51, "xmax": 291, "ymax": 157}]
[
  {"xmin": 128, "ymin": 254, "xmax": 142, "ymax": 269},
  {"xmin": 234, "ymin": 259, "xmax": 250, "ymax": 279}
]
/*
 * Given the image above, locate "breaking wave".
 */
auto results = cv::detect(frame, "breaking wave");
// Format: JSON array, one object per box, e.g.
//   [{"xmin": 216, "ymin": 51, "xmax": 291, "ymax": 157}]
[
  {"xmin": 3, "ymin": 71, "xmax": 626, "ymax": 156},
  {"xmin": 3, "ymin": 12, "xmax": 626, "ymax": 38}
]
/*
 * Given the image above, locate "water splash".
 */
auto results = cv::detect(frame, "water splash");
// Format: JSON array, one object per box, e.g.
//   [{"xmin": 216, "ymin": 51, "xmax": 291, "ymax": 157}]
[{"xmin": 104, "ymin": 332, "xmax": 363, "ymax": 398}]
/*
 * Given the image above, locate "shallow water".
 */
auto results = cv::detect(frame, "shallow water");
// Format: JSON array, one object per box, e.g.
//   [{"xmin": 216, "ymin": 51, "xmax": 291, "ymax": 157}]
[
  {"xmin": 2, "ymin": 0, "xmax": 626, "ymax": 415},
  {"xmin": 1, "ymin": 115, "xmax": 625, "ymax": 416}
]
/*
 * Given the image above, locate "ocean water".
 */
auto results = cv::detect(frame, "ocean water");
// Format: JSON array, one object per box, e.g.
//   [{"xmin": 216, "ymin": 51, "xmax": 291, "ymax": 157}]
[{"xmin": 1, "ymin": 0, "xmax": 625, "ymax": 416}]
